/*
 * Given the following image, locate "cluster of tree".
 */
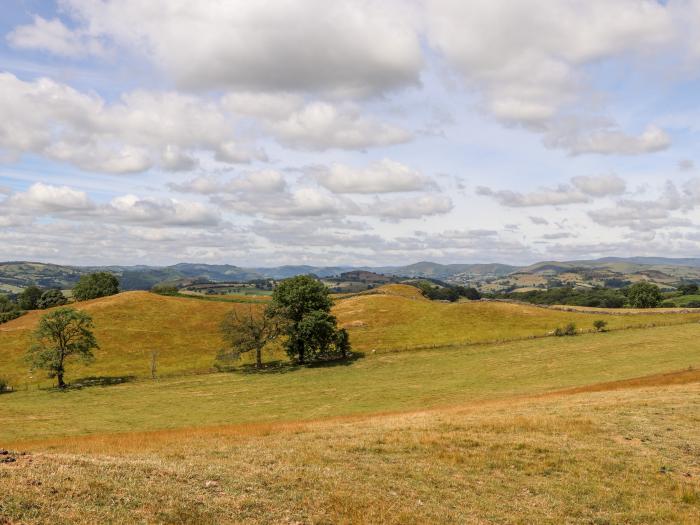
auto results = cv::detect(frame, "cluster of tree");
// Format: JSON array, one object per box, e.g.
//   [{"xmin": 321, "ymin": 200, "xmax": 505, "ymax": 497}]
[
  {"xmin": 677, "ymin": 283, "xmax": 699, "ymax": 295},
  {"xmin": 0, "ymin": 286, "xmax": 67, "ymax": 320},
  {"xmin": 73, "ymin": 272, "xmax": 120, "ymax": 301},
  {"xmin": 415, "ymin": 281, "xmax": 481, "ymax": 302},
  {"xmin": 151, "ymin": 284, "xmax": 180, "ymax": 295},
  {"xmin": 218, "ymin": 275, "xmax": 351, "ymax": 368},
  {"xmin": 496, "ymin": 282, "xmax": 668, "ymax": 309}
]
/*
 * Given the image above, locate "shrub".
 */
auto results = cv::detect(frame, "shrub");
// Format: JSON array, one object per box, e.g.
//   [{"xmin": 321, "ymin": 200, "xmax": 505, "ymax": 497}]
[
  {"xmin": 0, "ymin": 377, "xmax": 8, "ymax": 393},
  {"xmin": 685, "ymin": 300, "xmax": 700, "ymax": 308},
  {"xmin": 554, "ymin": 322, "xmax": 577, "ymax": 337},
  {"xmin": 659, "ymin": 300, "xmax": 677, "ymax": 308},
  {"xmin": 593, "ymin": 319, "xmax": 608, "ymax": 332},
  {"xmin": 0, "ymin": 311, "xmax": 22, "ymax": 324},
  {"xmin": 151, "ymin": 284, "xmax": 179, "ymax": 295},
  {"xmin": 37, "ymin": 289, "xmax": 67, "ymax": 309}
]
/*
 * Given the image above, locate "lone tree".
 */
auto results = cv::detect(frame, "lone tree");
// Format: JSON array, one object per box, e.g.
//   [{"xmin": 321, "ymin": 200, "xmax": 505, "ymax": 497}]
[
  {"xmin": 627, "ymin": 282, "xmax": 662, "ymax": 309},
  {"xmin": 73, "ymin": 272, "xmax": 120, "ymax": 301},
  {"xmin": 218, "ymin": 307, "xmax": 281, "ymax": 369},
  {"xmin": 268, "ymin": 275, "xmax": 350, "ymax": 364},
  {"xmin": 26, "ymin": 307, "xmax": 98, "ymax": 388}
]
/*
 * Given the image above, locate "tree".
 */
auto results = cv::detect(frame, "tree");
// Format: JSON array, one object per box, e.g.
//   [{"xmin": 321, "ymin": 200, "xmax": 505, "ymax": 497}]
[
  {"xmin": 0, "ymin": 295, "xmax": 18, "ymax": 313},
  {"xmin": 678, "ymin": 283, "xmax": 699, "ymax": 295},
  {"xmin": 627, "ymin": 282, "xmax": 662, "ymax": 308},
  {"xmin": 268, "ymin": 275, "xmax": 350, "ymax": 364},
  {"xmin": 18, "ymin": 286, "xmax": 43, "ymax": 310},
  {"xmin": 37, "ymin": 289, "xmax": 67, "ymax": 309},
  {"xmin": 26, "ymin": 307, "xmax": 98, "ymax": 388},
  {"xmin": 218, "ymin": 307, "xmax": 281, "ymax": 369},
  {"xmin": 73, "ymin": 272, "xmax": 120, "ymax": 301}
]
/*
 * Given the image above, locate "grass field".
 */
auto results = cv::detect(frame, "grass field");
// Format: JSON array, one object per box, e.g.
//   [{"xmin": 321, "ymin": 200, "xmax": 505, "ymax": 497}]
[
  {"xmin": 3, "ymin": 285, "xmax": 700, "ymax": 388},
  {"xmin": 2, "ymin": 286, "xmax": 700, "ymax": 523}
]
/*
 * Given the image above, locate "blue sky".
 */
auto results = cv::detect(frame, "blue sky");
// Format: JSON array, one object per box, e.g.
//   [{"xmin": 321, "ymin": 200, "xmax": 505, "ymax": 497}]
[{"xmin": 1, "ymin": 0, "xmax": 700, "ymax": 266}]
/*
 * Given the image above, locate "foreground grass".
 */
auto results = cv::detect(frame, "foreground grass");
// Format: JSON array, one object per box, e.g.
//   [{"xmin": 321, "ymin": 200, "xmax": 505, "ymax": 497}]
[
  {"xmin": 2, "ymin": 323, "xmax": 700, "ymax": 444},
  {"xmin": 2, "ymin": 382, "xmax": 699, "ymax": 523}
]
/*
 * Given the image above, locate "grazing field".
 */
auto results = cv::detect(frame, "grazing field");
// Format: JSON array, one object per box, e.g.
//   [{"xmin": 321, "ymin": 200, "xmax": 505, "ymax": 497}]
[
  {"xmin": 3, "ymin": 322, "xmax": 700, "ymax": 443},
  {"xmin": 2, "ymin": 379, "xmax": 699, "ymax": 523},
  {"xmin": 2, "ymin": 287, "xmax": 700, "ymax": 523},
  {"xmin": 3, "ymin": 285, "xmax": 700, "ymax": 388}
]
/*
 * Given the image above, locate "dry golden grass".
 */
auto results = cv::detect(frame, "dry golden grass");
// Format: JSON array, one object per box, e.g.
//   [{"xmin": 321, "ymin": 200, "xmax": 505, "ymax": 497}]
[
  {"xmin": 3, "ymin": 285, "xmax": 700, "ymax": 387},
  {"xmin": 2, "ymin": 381, "xmax": 699, "ymax": 524}
]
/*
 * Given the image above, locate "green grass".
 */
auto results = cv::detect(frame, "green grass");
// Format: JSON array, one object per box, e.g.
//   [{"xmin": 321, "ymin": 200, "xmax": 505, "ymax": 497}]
[
  {"xmin": 3, "ymin": 322, "xmax": 700, "ymax": 444},
  {"xmin": 670, "ymin": 294, "xmax": 700, "ymax": 306}
]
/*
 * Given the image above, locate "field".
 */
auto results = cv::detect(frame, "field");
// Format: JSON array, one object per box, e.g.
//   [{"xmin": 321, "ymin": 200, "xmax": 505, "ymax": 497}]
[{"xmin": 2, "ymin": 285, "xmax": 700, "ymax": 523}]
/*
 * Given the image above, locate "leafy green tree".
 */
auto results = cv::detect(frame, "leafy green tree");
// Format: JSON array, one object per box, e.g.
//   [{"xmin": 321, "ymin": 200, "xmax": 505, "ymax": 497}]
[
  {"xmin": 218, "ymin": 307, "xmax": 281, "ymax": 369},
  {"xmin": 26, "ymin": 307, "xmax": 98, "ymax": 388},
  {"xmin": 18, "ymin": 285, "xmax": 43, "ymax": 310},
  {"xmin": 268, "ymin": 275, "xmax": 350, "ymax": 364},
  {"xmin": 0, "ymin": 295, "xmax": 18, "ymax": 313},
  {"xmin": 73, "ymin": 272, "xmax": 120, "ymax": 301},
  {"xmin": 627, "ymin": 282, "xmax": 662, "ymax": 308},
  {"xmin": 37, "ymin": 289, "xmax": 67, "ymax": 309}
]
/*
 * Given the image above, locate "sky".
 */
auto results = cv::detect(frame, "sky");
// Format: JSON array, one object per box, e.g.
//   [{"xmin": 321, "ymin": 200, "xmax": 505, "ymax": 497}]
[{"xmin": 1, "ymin": 0, "xmax": 700, "ymax": 267}]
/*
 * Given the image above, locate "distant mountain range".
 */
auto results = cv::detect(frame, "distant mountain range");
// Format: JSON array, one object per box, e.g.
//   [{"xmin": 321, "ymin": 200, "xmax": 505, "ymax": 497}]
[{"xmin": 1, "ymin": 257, "xmax": 699, "ymax": 292}]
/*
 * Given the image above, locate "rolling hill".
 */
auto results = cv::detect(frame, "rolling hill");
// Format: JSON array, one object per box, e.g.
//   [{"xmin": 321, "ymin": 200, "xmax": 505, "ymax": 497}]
[{"xmin": 3, "ymin": 284, "xmax": 700, "ymax": 387}]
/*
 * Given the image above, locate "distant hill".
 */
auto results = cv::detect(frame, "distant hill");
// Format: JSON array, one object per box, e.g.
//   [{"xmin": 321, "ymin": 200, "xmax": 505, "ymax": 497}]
[{"xmin": 2, "ymin": 257, "xmax": 700, "ymax": 293}]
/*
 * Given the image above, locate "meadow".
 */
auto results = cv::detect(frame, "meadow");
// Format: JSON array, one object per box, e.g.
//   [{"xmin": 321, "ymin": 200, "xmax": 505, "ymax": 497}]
[{"xmin": 2, "ymin": 285, "xmax": 700, "ymax": 523}]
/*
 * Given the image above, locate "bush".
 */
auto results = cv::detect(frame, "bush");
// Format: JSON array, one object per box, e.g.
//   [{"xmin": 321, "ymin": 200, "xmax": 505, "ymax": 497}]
[
  {"xmin": 593, "ymin": 319, "xmax": 608, "ymax": 332},
  {"xmin": 37, "ymin": 289, "xmax": 67, "ymax": 309},
  {"xmin": 151, "ymin": 284, "xmax": 179, "ymax": 295},
  {"xmin": 0, "ymin": 311, "xmax": 22, "ymax": 324},
  {"xmin": 659, "ymin": 300, "xmax": 677, "ymax": 308},
  {"xmin": 73, "ymin": 272, "xmax": 120, "ymax": 301},
  {"xmin": 685, "ymin": 300, "xmax": 700, "ymax": 308},
  {"xmin": 554, "ymin": 322, "xmax": 577, "ymax": 336},
  {"xmin": 0, "ymin": 377, "xmax": 9, "ymax": 393}
]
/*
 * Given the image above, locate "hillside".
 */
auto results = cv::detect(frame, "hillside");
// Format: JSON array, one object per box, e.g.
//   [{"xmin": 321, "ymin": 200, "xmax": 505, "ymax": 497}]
[{"xmin": 3, "ymin": 285, "xmax": 700, "ymax": 387}]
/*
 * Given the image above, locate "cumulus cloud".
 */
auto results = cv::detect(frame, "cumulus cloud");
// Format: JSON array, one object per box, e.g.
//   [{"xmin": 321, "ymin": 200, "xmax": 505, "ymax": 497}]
[
  {"xmin": 312, "ymin": 159, "xmax": 433, "ymax": 193},
  {"xmin": 32, "ymin": 0, "xmax": 423, "ymax": 96},
  {"xmin": 479, "ymin": 174, "xmax": 628, "ymax": 207},
  {"xmin": 4, "ymin": 182, "xmax": 94, "ymax": 213},
  {"xmin": 571, "ymin": 174, "xmax": 626, "ymax": 197},
  {"xmin": 544, "ymin": 122, "xmax": 670, "ymax": 156},
  {"xmin": 169, "ymin": 171, "xmax": 287, "ymax": 195},
  {"xmin": 269, "ymin": 102, "xmax": 412, "ymax": 150},
  {"xmin": 0, "ymin": 73, "xmax": 262, "ymax": 173},
  {"xmin": 7, "ymin": 15, "xmax": 105, "ymax": 57},
  {"xmin": 476, "ymin": 185, "xmax": 589, "ymax": 207},
  {"xmin": 369, "ymin": 194, "xmax": 453, "ymax": 220}
]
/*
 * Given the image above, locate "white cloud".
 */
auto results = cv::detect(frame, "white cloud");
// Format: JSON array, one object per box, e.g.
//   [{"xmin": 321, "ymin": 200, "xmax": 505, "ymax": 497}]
[
  {"xmin": 107, "ymin": 195, "xmax": 221, "ymax": 226},
  {"xmin": 369, "ymin": 194, "xmax": 453, "ymax": 220},
  {"xmin": 0, "ymin": 73, "xmax": 262, "ymax": 173},
  {"xmin": 571, "ymin": 174, "xmax": 626, "ymax": 197},
  {"xmin": 5, "ymin": 182, "xmax": 93, "ymax": 213},
  {"xmin": 313, "ymin": 159, "xmax": 433, "ymax": 193},
  {"xmin": 44, "ymin": 0, "xmax": 423, "ymax": 96},
  {"xmin": 170, "ymin": 171, "xmax": 287, "ymax": 195},
  {"xmin": 476, "ymin": 185, "xmax": 589, "ymax": 207},
  {"xmin": 269, "ymin": 102, "xmax": 412, "ymax": 150},
  {"xmin": 545, "ymin": 123, "xmax": 670, "ymax": 156},
  {"xmin": 7, "ymin": 15, "xmax": 105, "ymax": 57}
]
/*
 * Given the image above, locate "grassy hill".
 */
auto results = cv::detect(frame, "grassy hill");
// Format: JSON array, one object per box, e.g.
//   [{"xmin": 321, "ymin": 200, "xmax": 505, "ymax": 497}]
[
  {"xmin": 3, "ymin": 285, "xmax": 700, "ymax": 387},
  {"xmin": 3, "ymin": 286, "xmax": 700, "ymax": 522}
]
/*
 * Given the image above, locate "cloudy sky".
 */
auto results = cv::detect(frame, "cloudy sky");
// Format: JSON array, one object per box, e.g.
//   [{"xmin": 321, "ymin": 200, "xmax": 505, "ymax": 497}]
[{"xmin": 2, "ymin": 0, "xmax": 700, "ymax": 267}]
